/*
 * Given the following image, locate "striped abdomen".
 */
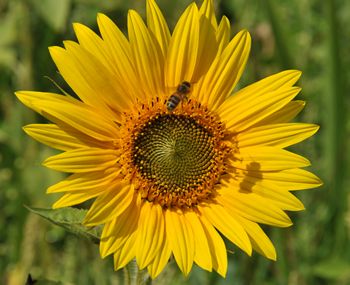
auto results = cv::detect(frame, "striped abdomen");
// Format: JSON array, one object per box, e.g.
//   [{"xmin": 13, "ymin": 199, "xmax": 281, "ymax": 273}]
[{"xmin": 166, "ymin": 94, "xmax": 181, "ymax": 111}]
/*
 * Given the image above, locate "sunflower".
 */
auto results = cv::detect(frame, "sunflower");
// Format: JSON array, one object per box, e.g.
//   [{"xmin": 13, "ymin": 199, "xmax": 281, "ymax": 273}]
[{"xmin": 16, "ymin": 0, "xmax": 322, "ymax": 279}]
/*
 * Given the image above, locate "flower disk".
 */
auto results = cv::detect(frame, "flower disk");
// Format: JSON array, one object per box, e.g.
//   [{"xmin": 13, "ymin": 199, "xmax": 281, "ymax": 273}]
[
  {"xmin": 125, "ymin": 101, "xmax": 229, "ymax": 209},
  {"xmin": 16, "ymin": 0, "xmax": 323, "ymax": 279}
]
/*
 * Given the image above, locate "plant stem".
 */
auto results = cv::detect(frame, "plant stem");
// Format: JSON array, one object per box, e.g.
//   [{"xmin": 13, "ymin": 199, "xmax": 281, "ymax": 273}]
[
  {"xmin": 264, "ymin": 0, "xmax": 294, "ymax": 69},
  {"xmin": 324, "ymin": 0, "xmax": 347, "ymax": 254},
  {"xmin": 123, "ymin": 259, "xmax": 151, "ymax": 285}
]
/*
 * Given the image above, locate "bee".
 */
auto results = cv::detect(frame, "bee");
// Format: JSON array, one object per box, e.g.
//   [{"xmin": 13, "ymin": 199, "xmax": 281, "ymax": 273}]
[{"xmin": 166, "ymin": 81, "xmax": 191, "ymax": 111}]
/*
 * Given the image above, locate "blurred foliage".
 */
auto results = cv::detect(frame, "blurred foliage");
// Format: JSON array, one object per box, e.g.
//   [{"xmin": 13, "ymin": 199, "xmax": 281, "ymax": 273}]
[{"xmin": 0, "ymin": 0, "xmax": 349, "ymax": 284}]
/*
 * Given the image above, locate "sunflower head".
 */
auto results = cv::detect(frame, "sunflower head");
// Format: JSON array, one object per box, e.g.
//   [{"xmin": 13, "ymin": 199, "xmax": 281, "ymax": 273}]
[
  {"xmin": 16, "ymin": 0, "xmax": 322, "ymax": 279},
  {"xmin": 120, "ymin": 97, "xmax": 230, "ymax": 209}
]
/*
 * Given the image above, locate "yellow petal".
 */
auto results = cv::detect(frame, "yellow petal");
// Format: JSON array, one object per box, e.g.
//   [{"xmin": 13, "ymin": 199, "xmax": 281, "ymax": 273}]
[
  {"xmin": 254, "ymin": 100, "xmax": 305, "ymax": 126},
  {"xmin": 135, "ymin": 202, "xmax": 165, "ymax": 269},
  {"xmin": 100, "ymin": 196, "xmax": 140, "ymax": 258},
  {"xmin": 192, "ymin": 0, "xmax": 218, "ymax": 81},
  {"xmin": 217, "ymin": 69, "xmax": 301, "ymax": 113},
  {"xmin": 228, "ymin": 69, "xmax": 302, "ymax": 101},
  {"xmin": 73, "ymin": 23, "xmax": 114, "ymax": 74},
  {"xmin": 230, "ymin": 146, "xmax": 310, "ymax": 171},
  {"xmin": 199, "ymin": 203, "xmax": 252, "ymax": 255},
  {"xmin": 100, "ymin": 194, "xmax": 140, "ymax": 239},
  {"xmin": 165, "ymin": 209, "xmax": 194, "ymax": 276},
  {"xmin": 52, "ymin": 190, "xmax": 103, "ymax": 208},
  {"xmin": 84, "ymin": 184, "xmax": 134, "ymax": 226},
  {"xmin": 16, "ymin": 91, "xmax": 119, "ymax": 142},
  {"xmin": 23, "ymin": 124, "xmax": 87, "ymax": 151},
  {"xmin": 199, "ymin": 0, "xmax": 217, "ymax": 29},
  {"xmin": 15, "ymin": 91, "xmax": 76, "ymax": 115},
  {"xmin": 165, "ymin": 3, "xmax": 199, "ymax": 87},
  {"xmin": 97, "ymin": 13, "xmax": 145, "ymax": 101},
  {"xmin": 184, "ymin": 211, "xmax": 212, "ymax": 271},
  {"xmin": 146, "ymin": 0, "xmax": 170, "ymax": 57},
  {"xmin": 236, "ymin": 123, "xmax": 319, "ymax": 148},
  {"xmin": 216, "ymin": 16, "xmax": 230, "ymax": 55},
  {"xmin": 61, "ymin": 41, "xmax": 134, "ymax": 115},
  {"xmin": 226, "ymin": 178, "xmax": 305, "ymax": 211},
  {"xmin": 47, "ymin": 170, "xmax": 119, "ymax": 193},
  {"xmin": 101, "ymin": 232, "xmax": 127, "ymax": 259},
  {"xmin": 234, "ymin": 215, "xmax": 277, "ymax": 260},
  {"xmin": 221, "ymin": 87, "xmax": 301, "ymax": 132},
  {"xmin": 196, "ymin": 30, "xmax": 251, "ymax": 110},
  {"xmin": 43, "ymin": 148, "xmax": 119, "ymax": 173},
  {"xmin": 147, "ymin": 239, "xmax": 171, "ymax": 279},
  {"xmin": 105, "ymin": 233, "xmax": 134, "ymax": 262},
  {"xmin": 199, "ymin": 216, "xmax": 227, "ymax": 277},
  {"xmin": 234, "ymin": 168, "xmax": 323, "ymax": 191},
  {"xmin": 97, "ymin": 13, "xmax": 132, "ymax": 60},
  {"xmin": 219, "ymin": 188, "xmax": 293, "ymax": 227},
  {"xmin": 49, "ymin": 45, "xmax": 120, "ymax": 121},
  {"xmin": 113, "ymin": 230, "xmax": 137, "ymax": 270},
  {"xmin": 128, "ymin": 10, "xmax": 164, "ymax": 97},
  {"xmin": 24, "ymin": 123, "xmax": 112, "ymax": 150},
  {"xmin": 41, "ymin": 104, "xmax": 117, "ymax": 141}
]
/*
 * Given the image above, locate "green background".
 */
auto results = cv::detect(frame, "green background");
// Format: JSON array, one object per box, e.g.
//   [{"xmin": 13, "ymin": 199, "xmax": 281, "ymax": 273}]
[{"xmin": 0, "ymin": 0, "xmax": 349, "ymax": 284}]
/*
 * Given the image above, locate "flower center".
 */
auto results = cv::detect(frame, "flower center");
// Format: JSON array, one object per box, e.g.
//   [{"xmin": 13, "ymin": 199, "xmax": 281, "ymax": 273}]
[
  {"xmin": 133, "ymin": 114, "xmax": 216, "ymax": 192},
  {"xmin": 121, "ymin": 99, "xmax": 230, "ymax": 209}
]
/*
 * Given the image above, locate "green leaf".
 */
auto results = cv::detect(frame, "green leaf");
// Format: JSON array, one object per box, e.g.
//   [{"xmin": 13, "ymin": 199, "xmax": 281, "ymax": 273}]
[{"xmin": 25, "ymin": 205, "xmax": 101, "ymax": 244}]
